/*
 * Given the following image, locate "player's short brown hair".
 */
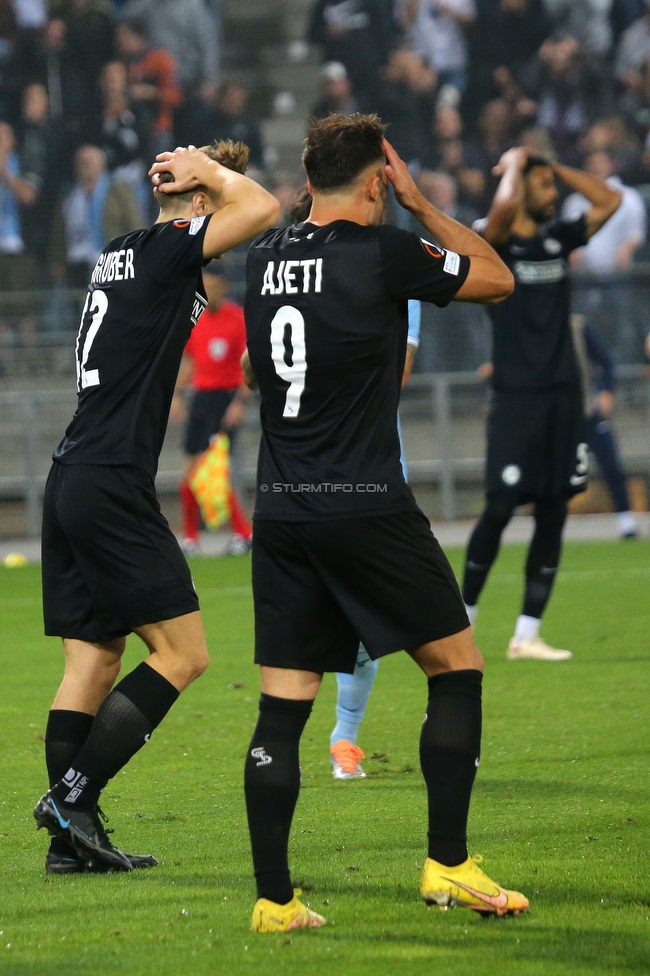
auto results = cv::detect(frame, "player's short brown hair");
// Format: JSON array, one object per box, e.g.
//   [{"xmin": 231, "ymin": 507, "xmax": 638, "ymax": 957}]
[
  {"xmin": 157, "ymin": 139, "xmax": 249, "ymax": 209},
  {"xmin": 289, "ymin": 184, "xmax": 312, "ymax": 223},
  {"xmin": 302, "ymin": 113, "xmax": 387, "ymax": 192}
]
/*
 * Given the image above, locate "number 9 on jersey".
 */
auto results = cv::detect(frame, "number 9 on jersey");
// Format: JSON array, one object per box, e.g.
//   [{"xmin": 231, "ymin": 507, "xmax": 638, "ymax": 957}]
[{"xmin": 270, "ymin": 305, "xmax": 307, "ymax": 418}]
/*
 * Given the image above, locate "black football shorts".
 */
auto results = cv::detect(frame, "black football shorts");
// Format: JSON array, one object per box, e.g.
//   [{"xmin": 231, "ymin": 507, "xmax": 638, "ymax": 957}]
[
  {"xmin": 486, "ymin": 387, "xmax": 587, "ymax": 503},
  {"xmin": 184, "ymin": 388, "xmax": 237, "ymax": 455},
  {"xmin": 252, "ymin": 510, "xmax": 470, "ymax": 674},
  {"xmin": 42, "ymin": 462, "xmax": 199, "ymax": 643}
]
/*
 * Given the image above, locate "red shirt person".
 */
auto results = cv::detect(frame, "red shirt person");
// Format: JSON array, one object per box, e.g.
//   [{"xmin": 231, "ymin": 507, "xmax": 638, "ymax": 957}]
[{"xmin": 172, "ymin": 265, "xmax": 251, "ymax": 553}]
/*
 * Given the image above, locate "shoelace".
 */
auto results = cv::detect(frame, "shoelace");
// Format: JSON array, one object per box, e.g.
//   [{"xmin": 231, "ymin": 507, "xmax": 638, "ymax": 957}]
[
  {"xmin": 96, "ymin": 805, "xmax": 115, "ymax": 840},
  {"xmin": 332, "ymin": 742, "xmax": 365, "ymax": 773}
]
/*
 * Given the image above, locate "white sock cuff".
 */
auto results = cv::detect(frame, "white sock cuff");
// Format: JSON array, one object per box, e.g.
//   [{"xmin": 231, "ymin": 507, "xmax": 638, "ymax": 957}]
[
  {"xmin": 514, "ymin": 614, "xmax": 540, "ymax": 642},
  {"xmin": 617, "ymin": 511, "xmax": 637, "ymax": 534}
]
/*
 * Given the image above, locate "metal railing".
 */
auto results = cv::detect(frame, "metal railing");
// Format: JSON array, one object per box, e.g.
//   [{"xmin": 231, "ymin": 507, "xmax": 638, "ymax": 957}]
[{"xmin": 3, "ymin": 367, "xmax": 650, "ymax": 536}]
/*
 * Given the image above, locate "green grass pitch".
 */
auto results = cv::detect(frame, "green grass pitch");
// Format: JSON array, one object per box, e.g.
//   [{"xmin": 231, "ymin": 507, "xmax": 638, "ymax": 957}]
[{"xmin": 1, "ymin": 540, "xmax": 649, "ymax": 976}]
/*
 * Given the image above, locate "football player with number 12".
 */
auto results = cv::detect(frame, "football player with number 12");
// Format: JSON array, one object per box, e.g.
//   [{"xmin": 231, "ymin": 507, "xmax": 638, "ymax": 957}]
[{"xmin": 33, "ymin": 141, "xmax": 279, "ymax": 874}]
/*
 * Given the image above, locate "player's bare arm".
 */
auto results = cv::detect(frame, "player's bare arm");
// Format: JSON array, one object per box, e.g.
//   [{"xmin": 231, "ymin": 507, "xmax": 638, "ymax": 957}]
[
  {"xmin": 240, "ymin": 348, "xmax": 258, "ymax": 391},
  {"xmin": 149, "ymin": 146, "xmax": 280, "ymax": 258},
  {"xmin": 480, "ymin": 147, "xmax": 529, "ymax": 248},
  {"xmin": 169, "ymin": 355, "xmax": 194, "ymax": 425},
  {"xmin": 383, "ymin": 138, "xmax": 514, "ymax": 304},
  {"xmin": 551, "ymin": 162, "xmax": 622, "ymax": 240},
  {"xmin": 402, "ymin": 344, "xmax": 417, "ymax": 388},
  {"xmin": 221, "ymin": 381, "xmax": 251, "ymax": 430}
]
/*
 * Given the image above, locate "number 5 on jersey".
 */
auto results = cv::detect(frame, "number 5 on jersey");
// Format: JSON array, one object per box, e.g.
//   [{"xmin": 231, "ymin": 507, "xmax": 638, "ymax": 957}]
[
  {"xmin": 76, "ymin": 290, "xmax": 108, "ymax": 392},
  {"xmin": 270, "ymin": 305, "xmax": 307, "ymax": 418}
]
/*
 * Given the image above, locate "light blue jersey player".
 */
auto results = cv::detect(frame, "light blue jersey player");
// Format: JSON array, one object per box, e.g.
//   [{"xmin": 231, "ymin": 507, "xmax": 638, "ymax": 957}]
[{"xmin": 330, "ymin": 300, "xmax": 421, "ymax": 779}]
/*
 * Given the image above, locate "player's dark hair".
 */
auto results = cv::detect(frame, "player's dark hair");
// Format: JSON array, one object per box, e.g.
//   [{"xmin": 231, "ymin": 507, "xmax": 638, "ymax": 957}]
[
  {"xmin": 157, "ymin": 140, "xmax": 250, "ymax": 209},
  {"xmin": 290, "ymin": 184, "xmax": 312, "ymax": 222},
  {"xmin": 302, "ymin": 113, "xmax": 387, "ymax": 192},
  {"xmin": 523, "ymin": 154, "xmax": 552, "ymax": 176}
]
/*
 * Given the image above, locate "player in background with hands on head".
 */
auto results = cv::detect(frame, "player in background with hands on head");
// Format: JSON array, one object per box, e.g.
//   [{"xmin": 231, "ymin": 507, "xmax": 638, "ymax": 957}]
[
  {"xmin": 34, "ymin": 140, "xmax": 279, "ymax": 874},
  {"xmin": 242, "ymin": 114, "xmax": 527, "ymax": 934},
  {"xmin": 462, "ymin": 147, "xmax": 621, "ymax": 661}
]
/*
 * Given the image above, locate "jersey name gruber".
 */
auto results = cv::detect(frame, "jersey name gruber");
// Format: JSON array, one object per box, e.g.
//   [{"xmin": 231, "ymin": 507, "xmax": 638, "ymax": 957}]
[{"xmin": 90, "ymin": 247, "xmax": 136, "ymax": 285}]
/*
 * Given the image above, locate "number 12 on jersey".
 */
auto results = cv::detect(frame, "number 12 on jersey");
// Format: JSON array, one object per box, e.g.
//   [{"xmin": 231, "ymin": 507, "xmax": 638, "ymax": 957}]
[
  {"xmin": 75, "ymin": 290, "xmax": 108, "ymax": 392},
  {"xmin": 270, "ymin": 305, "xmax": 307, "ymax": 418}
]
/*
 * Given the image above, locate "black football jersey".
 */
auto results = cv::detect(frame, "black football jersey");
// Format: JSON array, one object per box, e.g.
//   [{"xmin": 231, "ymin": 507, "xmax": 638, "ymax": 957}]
[
  {"xmin": 53, "ymin": 215, "xmax": 212, "ymax": 477},
  {"xmin": 484, "ymin": 215, "xmax": 588, "ymax": 391},
  {"xmin": 245, "ymin": 220, "xmax": 470, "ymax": 520}
]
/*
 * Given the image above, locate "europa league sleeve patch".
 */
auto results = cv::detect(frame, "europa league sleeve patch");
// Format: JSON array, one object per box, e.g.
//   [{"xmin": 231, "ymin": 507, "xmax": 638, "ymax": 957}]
[{"xmin": 419, "ymin": 238, "xmax": 444, "ymax": 260}]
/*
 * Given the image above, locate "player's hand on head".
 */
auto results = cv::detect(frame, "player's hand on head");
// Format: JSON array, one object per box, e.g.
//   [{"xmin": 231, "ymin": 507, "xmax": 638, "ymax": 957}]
[
  {"xmin": 149, "ymin": 146, "xmax": 205, "ymax": 195},
  {"xmin": 492, "ymin": 147, "xmax": 528, "ymax": 177},
  {"xmin": 383, "ymin": 138, "xmax": 418, "ymax": 210}
]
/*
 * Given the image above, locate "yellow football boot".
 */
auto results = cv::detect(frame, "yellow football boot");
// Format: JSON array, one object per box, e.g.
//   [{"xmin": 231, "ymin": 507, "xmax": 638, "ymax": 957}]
[
  {"xmin": 251, "ymin": 889, "xmax": 326, "ymax": 933},
  {"xmin": 421, "ymin": 854, "xmax": 529, "ymax": 916}
]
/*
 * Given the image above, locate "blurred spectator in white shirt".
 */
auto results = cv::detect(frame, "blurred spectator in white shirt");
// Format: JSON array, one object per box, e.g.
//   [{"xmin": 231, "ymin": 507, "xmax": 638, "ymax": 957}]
[
  {"xmin": 563, "ymin": 149, "xmax": 647, "ymax": 363},
  {"xmin": 58, "ymin": 144, "xmax": 142, "ymax": 287},
  {"xmin": 562, "ymin": 150, "xmax": 647, "ymax": 269},
  {"xmin": 544, "ymin": 0, "xmax": 613, "ymax": 57},
  {"xmin": 12, "ymin": 0, "xmax": 46, "ymax": 29},
  {"xmin": 311, "ymin": 61, "xmax": 360, "ymax": 118},
  {"xmin": 403, "ymin": 0, "xmax": 475, "ymax": 92},
  {"xmin": 615, "ymin": 0, "xmax": 650, "ymax": 88}
]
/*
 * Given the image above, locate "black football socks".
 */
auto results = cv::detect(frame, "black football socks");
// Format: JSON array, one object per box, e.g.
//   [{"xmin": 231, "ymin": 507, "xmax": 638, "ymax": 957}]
[
  {"xmin": 462, "ymin": 497, "xmax": 516, "ymax": 607},
  {"xmin": 45, "ymin": 709, "xmax": 95, "ymax": 856},
  {"xmin": 420, "ymin": 669, "xmax": 483, "ymax": 868},
  {"xmin": 522, "ymin": 498, "xmax": 567, "ymax": 619},
  {"xmin": 51, "ymin": 662, "xmax": 179, "ymax": 810},
  {"xmin": 45, "ymin": 709, "xmax": 95, "ymax": 786},
  {"xmin": 245, "ymin": 693, "xmax": 313, "ymax": 906}
]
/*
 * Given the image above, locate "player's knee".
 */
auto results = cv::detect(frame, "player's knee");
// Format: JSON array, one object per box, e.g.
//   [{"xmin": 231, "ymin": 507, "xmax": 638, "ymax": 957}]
[
  {"xmin": 102, "ymin": 658, "xmax": 122, "ymax": 689},
  {"xmin": 176, "ymin": 642, "xmax": 209, "ymax": 685},
  {"xmin": 189, "ymin": 646, "xmax": 210, "ymax": 680}
]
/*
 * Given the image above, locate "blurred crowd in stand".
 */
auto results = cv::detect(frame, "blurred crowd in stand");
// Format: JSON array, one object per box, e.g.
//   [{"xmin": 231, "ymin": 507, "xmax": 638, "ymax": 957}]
[
  {"xmin": 0, "ymin": 0, "xmax": 258, "ymax": 300},
  {"xmin": 307, "ymin": 0, "xmax": 650, "ymax": 366},
  {"xmin": 1, "ymin": 0, "xmax": 650, "ymax": 365}
]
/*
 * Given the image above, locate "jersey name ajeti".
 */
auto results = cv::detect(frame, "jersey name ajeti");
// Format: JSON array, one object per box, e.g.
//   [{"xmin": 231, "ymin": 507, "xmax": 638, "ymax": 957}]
[
  {"xmin": 90, "ymin": 248, "xmax": 136, "ymax": 285},
  {"xmin": 261, "ymin": 258, "xmax": 323, "ymax": 295}
]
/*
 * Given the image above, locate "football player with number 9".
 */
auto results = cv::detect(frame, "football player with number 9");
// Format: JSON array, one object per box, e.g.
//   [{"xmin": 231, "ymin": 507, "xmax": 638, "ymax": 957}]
[{"xmin": 241, "ymin": 114, "xmax": 532, "ymax": 933}]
